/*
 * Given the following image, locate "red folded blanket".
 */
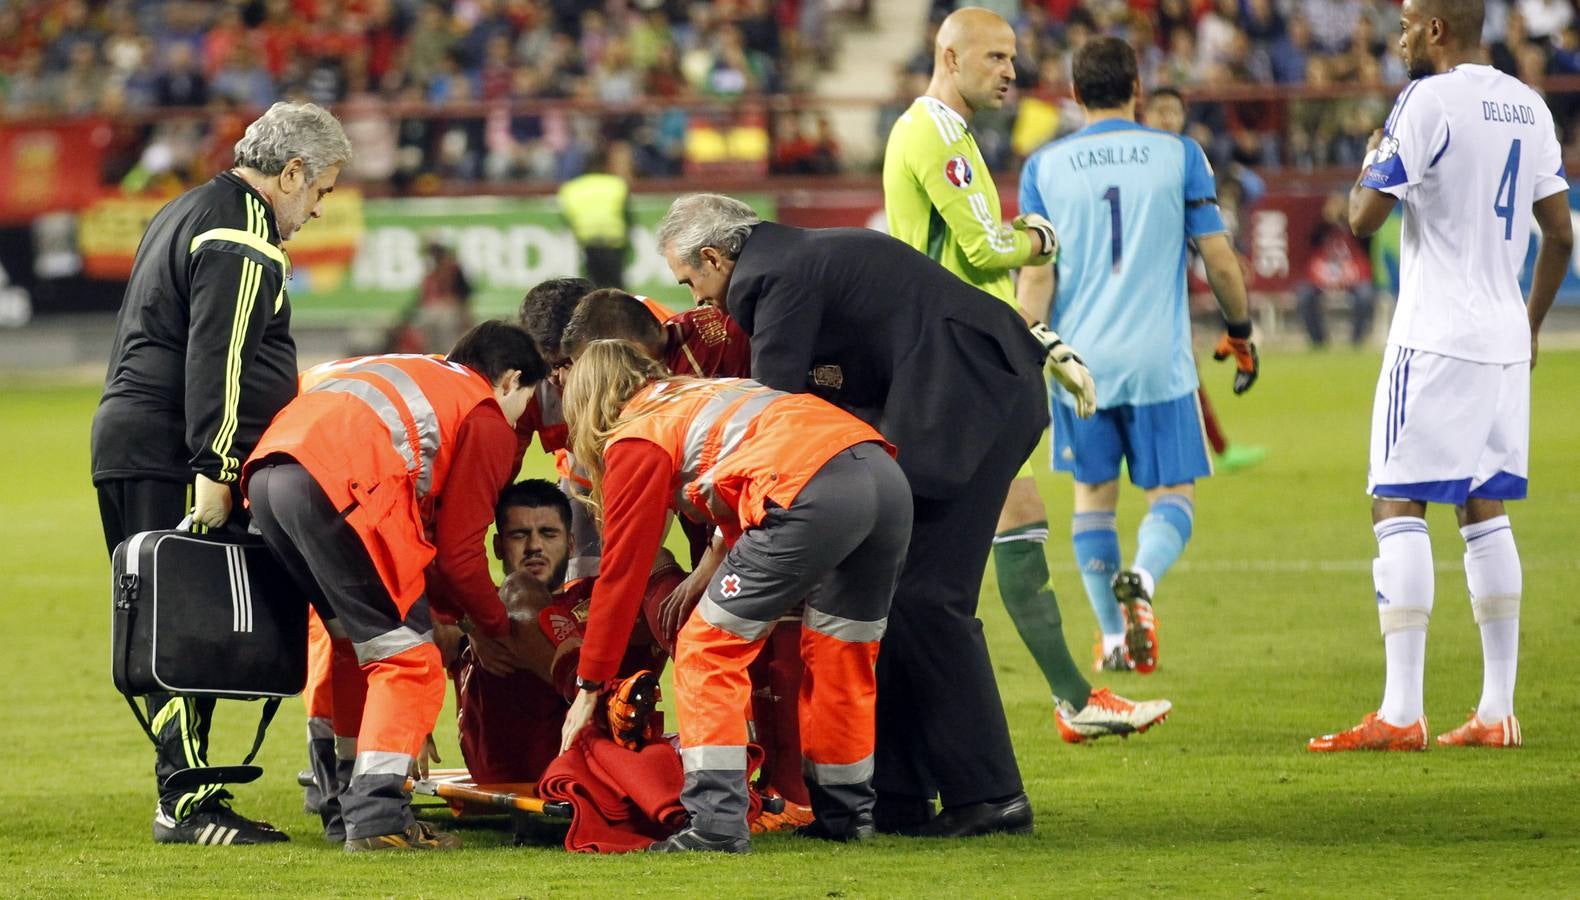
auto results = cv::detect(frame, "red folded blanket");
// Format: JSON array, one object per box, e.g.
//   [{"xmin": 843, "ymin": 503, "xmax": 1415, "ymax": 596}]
[{"xmin": 539, "ymin": 732, "xmax": 764, "ymax": 853}]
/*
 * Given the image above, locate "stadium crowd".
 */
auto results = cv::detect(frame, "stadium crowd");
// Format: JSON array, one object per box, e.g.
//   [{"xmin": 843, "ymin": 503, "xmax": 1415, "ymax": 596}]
[
  {"xmin": 901, "ymin": 0, "xmax": 1580, "ymax": 172},
  {"xmin": 11, "ymin": 0, "xmax": 1580, "ymax": 186},
  {"xmin": 0, "ymin": 0, "xmax": 840, "ymax": 185}
]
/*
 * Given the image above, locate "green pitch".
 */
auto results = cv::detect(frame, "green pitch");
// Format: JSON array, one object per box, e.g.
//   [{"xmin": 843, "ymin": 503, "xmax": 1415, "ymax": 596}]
[{"xmin": 3, "ymin": 349, "xmax": 1578, "ymax": 897}]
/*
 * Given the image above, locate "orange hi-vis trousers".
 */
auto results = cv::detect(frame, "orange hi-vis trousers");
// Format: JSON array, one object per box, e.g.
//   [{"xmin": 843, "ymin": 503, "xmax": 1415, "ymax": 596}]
[
  {"xmin": 671, "ymin": 446, "xmax": 911, "ymax": 839},
  {"xmin": 249, "ymin": 461, "xmax": 447, "ymax": 842}
]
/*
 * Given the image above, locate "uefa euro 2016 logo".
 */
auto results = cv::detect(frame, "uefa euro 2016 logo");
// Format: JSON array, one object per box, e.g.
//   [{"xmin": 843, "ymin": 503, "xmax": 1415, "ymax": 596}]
[{"xmin": 944, "ymin": 155, "xmax": 974, "ymax": 188}]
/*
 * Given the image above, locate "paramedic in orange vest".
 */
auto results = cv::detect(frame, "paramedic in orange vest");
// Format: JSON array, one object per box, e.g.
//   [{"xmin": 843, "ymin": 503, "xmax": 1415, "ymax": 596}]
[
  {"xmin": 244, "ymin": 320, "xmax": 545, "ymax": 851},
  {"xmin": 558, "ymin": 289, "xmax": 812, "ymax": 832},
  {"xmin": 557, "ymin": 340, "xmax": 913, "ymax": 851}
]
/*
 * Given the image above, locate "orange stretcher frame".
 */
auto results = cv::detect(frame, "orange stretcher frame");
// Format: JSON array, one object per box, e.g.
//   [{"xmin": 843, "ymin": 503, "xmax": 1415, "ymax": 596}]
[
  {"xmin": 298, "ymin": 768, "xmax": 572, "ymax": 818},
  {"xmin": 408, "ymin": 768, "xmax": 572, "ymax": 818}
]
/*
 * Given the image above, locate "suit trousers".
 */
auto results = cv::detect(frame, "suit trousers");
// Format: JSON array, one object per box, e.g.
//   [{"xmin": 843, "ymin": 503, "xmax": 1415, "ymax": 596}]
[{"xmin": 873, "ymin": 377, "xmax": 1046, "ymax": 808}]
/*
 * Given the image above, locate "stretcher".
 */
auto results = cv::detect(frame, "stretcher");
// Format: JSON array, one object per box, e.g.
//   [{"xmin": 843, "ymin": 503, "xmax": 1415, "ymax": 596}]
[{"xmin": 297, "ymin": 767, "xmax": 573, "ymax": 818}]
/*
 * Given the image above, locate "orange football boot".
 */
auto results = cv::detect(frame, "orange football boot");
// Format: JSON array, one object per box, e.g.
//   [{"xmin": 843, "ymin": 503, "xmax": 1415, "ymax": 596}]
[
  {"xmin": 1111, "ymin": 571, "xmax": 1158, "ymax": 673},
  {"xmin": 750, "ymin": 797, "xmax": 815, "ymax": 834},
  {"xmin": 1436, "ymin": 712, "xmax": 1522, "ymax": 748},
  {"xmin": 1307, "ymin": 711, "xmax": 1428, "ymax": 752}
]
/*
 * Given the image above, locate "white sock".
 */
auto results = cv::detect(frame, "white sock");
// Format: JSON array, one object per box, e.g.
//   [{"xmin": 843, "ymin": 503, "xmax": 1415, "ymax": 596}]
[
  {"xmin": 1102, "ymin": 633, "xmax": 1127, "ymax": 655},
  {"xmin": 1373, "ymin": 517, "xmax": 1433, "ymax": 726},
  {"xmin": 1134, "ymin": 566, "xmax": 1157, "ymax": 599},
  {"xmin": 1462, "ymin": 516, "xmax": 1521, "ymax": 722}
]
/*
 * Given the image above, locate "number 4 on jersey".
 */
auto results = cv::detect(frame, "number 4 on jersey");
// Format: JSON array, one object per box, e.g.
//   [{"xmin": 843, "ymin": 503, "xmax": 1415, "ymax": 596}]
[{"xmin": 1493, "ymin": 139, "xmax": 1522, "ymax": 241}]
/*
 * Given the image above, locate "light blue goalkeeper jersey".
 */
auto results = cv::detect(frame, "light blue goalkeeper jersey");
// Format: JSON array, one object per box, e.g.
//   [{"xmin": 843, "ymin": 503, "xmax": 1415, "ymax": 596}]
[{"xmin": 1019, "ymin": 119, "xmax": 1226, "ymax": 408}]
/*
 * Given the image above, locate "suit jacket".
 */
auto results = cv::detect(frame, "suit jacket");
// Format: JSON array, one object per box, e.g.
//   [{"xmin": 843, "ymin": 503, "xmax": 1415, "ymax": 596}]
[{"xmin": 726, "ymin": 221, "xmax": 1048, "ymax": 499}]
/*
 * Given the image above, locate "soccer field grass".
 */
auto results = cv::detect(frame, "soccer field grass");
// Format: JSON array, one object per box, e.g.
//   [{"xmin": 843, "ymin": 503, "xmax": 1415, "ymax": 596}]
[{"xmin": 2, "ymin": 349, "xmax": 1577, "ymax": 897}]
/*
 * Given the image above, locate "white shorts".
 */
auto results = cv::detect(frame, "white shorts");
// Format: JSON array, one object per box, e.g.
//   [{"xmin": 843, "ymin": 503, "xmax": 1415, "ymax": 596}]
[{"xmin": 1368, "ymin": 345, "xmax": 1529, "ymax": 505}]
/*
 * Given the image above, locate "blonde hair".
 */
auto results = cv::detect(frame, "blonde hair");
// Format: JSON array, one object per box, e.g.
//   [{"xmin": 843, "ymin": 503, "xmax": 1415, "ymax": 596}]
[{"xmin": 563, "ymin": 340, "xmax": 708, "ymax": 517}]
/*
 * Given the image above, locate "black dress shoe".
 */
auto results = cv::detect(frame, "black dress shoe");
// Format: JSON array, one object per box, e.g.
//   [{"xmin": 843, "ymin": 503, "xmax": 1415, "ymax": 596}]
[
  {"xmin": 648, "ymin": 826, "xmax": 752, "ymax": 853},
  {"xmin": 915, "ymin": 792, "xmax": 1033, "ymax": 837},
  {"xmin": 873, "ymin": 794, "xmax": 935, "ymax": 835},
  {"xmin": 795, "ymin": 811, "xmax": 876, "ymax": 843}
]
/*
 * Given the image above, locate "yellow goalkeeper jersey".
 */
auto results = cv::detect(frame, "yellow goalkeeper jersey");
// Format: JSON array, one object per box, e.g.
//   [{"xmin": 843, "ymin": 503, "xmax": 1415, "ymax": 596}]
[{"xmin": 882, "ymin": 96, "xmax": 1039, "ymax": 305}]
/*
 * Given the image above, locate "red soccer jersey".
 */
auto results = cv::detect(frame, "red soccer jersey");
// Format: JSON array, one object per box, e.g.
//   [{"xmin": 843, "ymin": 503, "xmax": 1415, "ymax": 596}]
[
  {"xmin": 513, "ymin": 380, "xmax": 569, "ymax": 459},
  {"xmin": 454, "ymin": 564, "xmax": 680, "ymax": 784},
  {"xmin": 661, "ymin": 305, "xmax": 751, "ymax": 378}
]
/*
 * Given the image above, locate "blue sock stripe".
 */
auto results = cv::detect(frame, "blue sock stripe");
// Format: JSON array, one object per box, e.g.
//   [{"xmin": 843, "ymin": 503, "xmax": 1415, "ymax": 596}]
[
  {"xmin": 1464, "ymin": 525, "xmax": 1511, "ymax": 544},
  {"xmin": 1375, "ymin": 522, "xmax": 1429, "ymax": 540},
  {"xmin": 1071, "ymin": 512, "xmax": 1117, "ymax": 534},
  {"xmin": 1145, "ymin": 497, "xmax": 1195, "ymax": 543},
  {"xmin": 1460, "ymin": 515, "xmax": 1511, "ymax": 542},
  {"xmin": 1150, "ymin": 494, "xmax": 1195, "ymax": 515}
]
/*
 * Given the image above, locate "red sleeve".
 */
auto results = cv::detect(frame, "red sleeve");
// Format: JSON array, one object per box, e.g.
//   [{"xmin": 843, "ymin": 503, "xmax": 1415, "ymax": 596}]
[
  {"xmin": 511, "ymin": 386, "xmax": 569, "ymax": 457},
  {"xmin": 432, "ymin": 405, "xmax": 515, "ymax": 638},
  {"xmin": 578, "ymin": 439, "xmax": 672, "ymax": 683},
  {"xmin": 663, "ymin": 307, "xmax": 753, "ymax": 378}
]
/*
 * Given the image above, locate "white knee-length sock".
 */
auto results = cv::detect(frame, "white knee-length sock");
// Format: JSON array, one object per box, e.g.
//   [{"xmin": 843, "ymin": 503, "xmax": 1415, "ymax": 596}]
[
  {"xmin": 1374, "ymin": 517, "xmax": 1434, "ymax": 727},
  {"xmin": 1462, "ymin": 516, "xmax": 1522, "ymax": 722}
]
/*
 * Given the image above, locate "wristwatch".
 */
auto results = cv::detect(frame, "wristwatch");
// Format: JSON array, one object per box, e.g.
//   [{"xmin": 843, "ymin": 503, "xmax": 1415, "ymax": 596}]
[{"xmin": 575, "ymin": 677, "xmax": 605, "ymax": 694}]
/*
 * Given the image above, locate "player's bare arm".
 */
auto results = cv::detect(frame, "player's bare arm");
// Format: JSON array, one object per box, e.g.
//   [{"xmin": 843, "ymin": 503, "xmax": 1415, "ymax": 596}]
[
  {"xmin": 1527, "ymin": 190, "xmax": 1573, "ymax": 368},
  {"xmin": 1015, "ymin": 263, "xmax": 1056, "ymax": 326},
  {"xmin": 1349, "ymin": 129, "xmax": 1398, "ymax": 238},
  {"xmin": 1194, "ymin": 233, "xmax": 1251, "ymax": 324}
]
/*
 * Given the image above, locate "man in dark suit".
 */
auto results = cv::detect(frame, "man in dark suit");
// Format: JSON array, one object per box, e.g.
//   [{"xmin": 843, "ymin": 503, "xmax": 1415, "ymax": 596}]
[{"xmin": 655, "ymin": 193, "xmax": 1096, "ymax": 837}]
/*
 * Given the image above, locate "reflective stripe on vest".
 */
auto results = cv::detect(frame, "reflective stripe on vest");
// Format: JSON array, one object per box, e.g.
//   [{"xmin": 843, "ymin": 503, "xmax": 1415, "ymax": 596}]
[
  {"xmin": 306, "ymin": 358, "xmax": 459, "ymax": 498},
  {"xmin": 672, "ymin": 380, "xmax": 785, "ymax": 521}
]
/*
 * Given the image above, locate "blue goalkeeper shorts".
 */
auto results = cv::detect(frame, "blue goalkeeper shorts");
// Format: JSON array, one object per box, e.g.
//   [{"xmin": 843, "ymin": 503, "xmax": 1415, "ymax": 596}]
[{"xmin": 1050, "ymin": 392, "xmax": 1211, "ymax": 488}]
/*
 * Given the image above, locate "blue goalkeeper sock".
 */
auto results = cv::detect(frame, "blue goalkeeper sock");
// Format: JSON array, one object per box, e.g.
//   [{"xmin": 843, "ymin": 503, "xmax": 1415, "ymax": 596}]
[
  {"xmin": 1072, "ymin": 512, "xmax": 1123, "ymax": 636},
  {"xmin": 1133, "ymin": 494, "xmax": 1195, "ymax": 591}
]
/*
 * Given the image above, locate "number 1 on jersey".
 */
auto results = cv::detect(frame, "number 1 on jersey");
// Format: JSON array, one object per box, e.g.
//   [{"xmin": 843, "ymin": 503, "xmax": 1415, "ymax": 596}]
[
  {"xmin": 1493, "ymin": 139, "xmax": 1522, "ymax": 241},
  {"xmin": 1103, "ymin": 186, "xmax": 1122, "ymax": 271}
]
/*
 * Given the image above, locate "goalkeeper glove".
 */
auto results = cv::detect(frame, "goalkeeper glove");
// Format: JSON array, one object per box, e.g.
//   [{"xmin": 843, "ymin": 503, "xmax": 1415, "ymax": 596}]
[
  {"xmin": 1213, "ymin": 320, "xmax": 1259, "ymax": 394},
  {"xmin": 1030, "ymin": 322, "xmax": 1097, "ymax": 418},
  {"xmin": 605, "ymin": 670, "xmax": 662, "ymax": 750},
  {"xmin": 1012, "ymin": 213, "xmax": 1059, "ymax": 262}
]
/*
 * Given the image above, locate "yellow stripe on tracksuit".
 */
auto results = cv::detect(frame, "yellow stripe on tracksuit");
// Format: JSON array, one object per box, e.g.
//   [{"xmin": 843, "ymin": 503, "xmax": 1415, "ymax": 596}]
[
  {"xmin": 149, "ymin": 697, "xmax": 220, "ymax": 817},
  {"xmin": 197, "ymin": 197, "xmax": 275, "ymax": 484}
]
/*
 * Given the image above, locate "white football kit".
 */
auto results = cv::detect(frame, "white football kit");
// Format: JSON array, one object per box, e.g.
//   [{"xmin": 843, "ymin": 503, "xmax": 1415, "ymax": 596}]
[{"xmin": 1360, "ymin": 64, "xmax": 1566, "ymax": 504}]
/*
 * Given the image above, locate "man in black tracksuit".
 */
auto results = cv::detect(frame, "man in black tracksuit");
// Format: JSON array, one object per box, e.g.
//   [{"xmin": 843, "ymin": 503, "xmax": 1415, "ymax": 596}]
[{"xmin": 91, "ymin": 101, "xmax": 350, "ymax": 845}]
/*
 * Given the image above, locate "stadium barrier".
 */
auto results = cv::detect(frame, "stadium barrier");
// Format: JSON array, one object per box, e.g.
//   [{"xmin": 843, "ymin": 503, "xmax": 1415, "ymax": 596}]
[{"xmin": 7, "ymin": 181, "xmax": 1580, "ymax": 330}]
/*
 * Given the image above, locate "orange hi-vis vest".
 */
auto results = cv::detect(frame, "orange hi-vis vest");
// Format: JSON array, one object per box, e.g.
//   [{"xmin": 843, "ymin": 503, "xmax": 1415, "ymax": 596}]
[
  {"xmin": 636, "ymin": 295, "xmax": 671, "ymax": 322},
  {"xmin": 609, "ymin": 378, "xmax": 892, "ymax": 536},
  {"xmin": 247, "ymin": 354, "xmax": 498, "ymax": 613}
]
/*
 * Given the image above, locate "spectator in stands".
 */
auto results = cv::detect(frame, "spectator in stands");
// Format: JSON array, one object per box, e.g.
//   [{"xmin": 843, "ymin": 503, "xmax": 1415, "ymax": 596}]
[
  {"xmin": 1297, "ymin": 191, "xmax": 1376, "ymax": 348},
  {"xmin": 1304, "ymin": 0, "xmax": 1365, "ymax": 54},
  {"xmin": 6, "ymin": 48, "xmax": 57, "ymax": 116},
  {"xmin": 1521, "ymin": 0, "xmax": 1575, "ymax": 41},
  {"xmin": 1270, "ymin": 16, "xmax": 1314, "ymax": 84},
  {"xmin": 1242, "ymin": 0, "xmax": 1286, "ymax": 45},
  {"xmin": 155, "ymin": 42, "xmax": 208, "ymax": 109},
  {"xmin": 212, "ymin": 39, "xmax": 277, "ymax": 110}
]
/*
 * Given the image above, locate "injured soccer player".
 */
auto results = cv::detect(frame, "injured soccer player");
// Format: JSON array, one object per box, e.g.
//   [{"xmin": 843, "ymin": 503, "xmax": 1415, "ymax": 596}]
[{"xmin": 440, "ymin": 479, "xmax": 682, "ymax": 785}]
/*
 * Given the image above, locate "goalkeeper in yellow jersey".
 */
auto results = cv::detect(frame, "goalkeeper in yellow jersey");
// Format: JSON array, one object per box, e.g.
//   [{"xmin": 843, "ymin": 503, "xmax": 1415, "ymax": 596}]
[{"xmin": 881, "ymin": 6, "xmax": 1170, "ymax": 744}]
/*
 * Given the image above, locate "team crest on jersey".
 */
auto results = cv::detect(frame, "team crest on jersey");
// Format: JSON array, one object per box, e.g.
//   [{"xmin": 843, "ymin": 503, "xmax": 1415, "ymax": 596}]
[
  {"xmin": 720, "ymin": 574, "xmax": 742, "ymax": 598},
  {"xmin": 1374, "ymin": 135, "xmax": 1400, "ymax": 163},
  {"xmin": 944, "ymin": 155, "xmax": 973, "ymax": 188}
]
